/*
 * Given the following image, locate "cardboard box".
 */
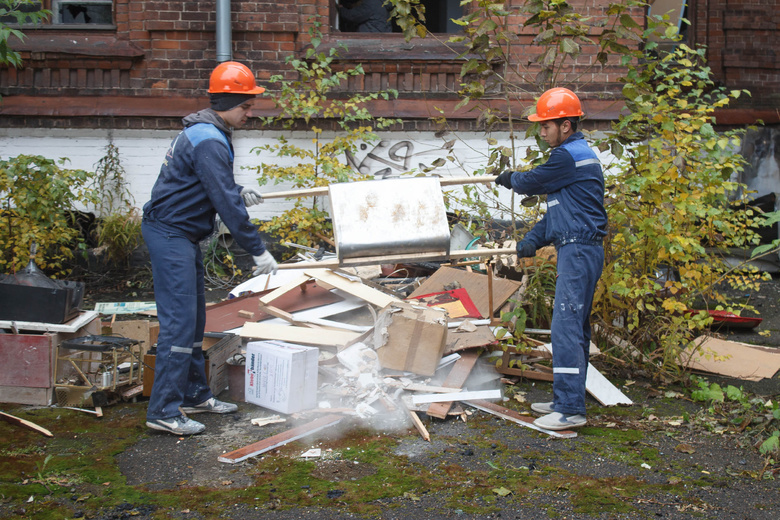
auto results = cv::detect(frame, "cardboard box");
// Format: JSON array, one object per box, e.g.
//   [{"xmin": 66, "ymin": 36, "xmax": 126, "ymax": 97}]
[
  {"xmin": 374, "ymin": 301, "xmax": 448, "ymax": 376},
  {"xmin": 245, "ymin": 340, "xmax": 318, "ymax": 414}
]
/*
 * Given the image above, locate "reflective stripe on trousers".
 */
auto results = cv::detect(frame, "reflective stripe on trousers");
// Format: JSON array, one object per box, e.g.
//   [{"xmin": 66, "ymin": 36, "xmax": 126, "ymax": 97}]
[
  {"xmin": 550, "ymin": 242, "xmax": 604, "ymax": 416},
  {"xmin": 142, "ymin": 221, "xmax": 212, "ymax": 421}
]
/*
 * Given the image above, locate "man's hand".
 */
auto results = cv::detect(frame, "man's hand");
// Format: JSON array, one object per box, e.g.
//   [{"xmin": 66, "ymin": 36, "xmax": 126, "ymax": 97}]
[
  {"xmin": 516, "ymin": 241, "xmax": 536, "ymax": 259},
  {"xmin": 252, "ymin": 251, "xmax": 278, "ymax": 276},
  {"xmin": 240, "ymin": 187, "xmax": 264, "ymax": 207},
  {"xmin": 495, "ymin": 171, "xmax": 514, "ymax": 189}
]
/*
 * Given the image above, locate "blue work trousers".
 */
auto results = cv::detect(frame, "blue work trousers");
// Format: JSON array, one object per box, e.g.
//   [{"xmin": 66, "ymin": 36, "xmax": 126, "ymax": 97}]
[
  {"xmin": 142, "ymin": 220, "xmax": 213, "ymax": 421},
  {"xmin": 550, "ymin": 242, "xmax": 604, "ymax": 416}
]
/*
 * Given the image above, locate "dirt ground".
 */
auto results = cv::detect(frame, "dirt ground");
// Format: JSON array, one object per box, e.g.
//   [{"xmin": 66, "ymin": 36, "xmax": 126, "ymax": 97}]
[{"xmin": 2, "ymin": 260, "xmax": 780, "ymax": 519}]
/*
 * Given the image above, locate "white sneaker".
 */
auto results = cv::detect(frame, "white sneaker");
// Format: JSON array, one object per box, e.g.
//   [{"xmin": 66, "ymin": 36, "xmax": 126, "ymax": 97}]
[
  {"xmin": 181, "ymin": 397, "xmax": 238, "ymax": 415},
  {"xmin": 533, "ymin": 412, "xmax": 586, "ymax": 431},
  {"xmin": 530, "ymin": 402, "xmax": 555, "ymax": 414},
  {"xmin": 146, "ymin": 416, "xmax": 205, "ymax": 436}
]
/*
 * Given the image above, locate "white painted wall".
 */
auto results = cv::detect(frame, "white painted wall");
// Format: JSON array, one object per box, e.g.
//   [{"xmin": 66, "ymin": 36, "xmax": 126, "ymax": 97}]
[{"xmin": 0, "ymin": 127, "xmax": 616, "ymax": 224}]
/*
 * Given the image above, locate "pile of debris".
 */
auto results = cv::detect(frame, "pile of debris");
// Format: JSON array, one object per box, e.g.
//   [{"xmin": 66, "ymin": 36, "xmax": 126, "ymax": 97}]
[{"xmin": 202, "ymin": 262, "xmax": 634, "ymax": 463}]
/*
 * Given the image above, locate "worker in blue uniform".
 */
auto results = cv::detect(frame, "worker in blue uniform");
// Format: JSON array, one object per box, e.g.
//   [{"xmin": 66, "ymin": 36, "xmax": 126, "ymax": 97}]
[
  {"xmin": 495, "ymin": 87, "xmax": 608, "ymax": 431},
  {"xmin": 142, "ymin": 61, "xmax": 278, "ymax": 436}
]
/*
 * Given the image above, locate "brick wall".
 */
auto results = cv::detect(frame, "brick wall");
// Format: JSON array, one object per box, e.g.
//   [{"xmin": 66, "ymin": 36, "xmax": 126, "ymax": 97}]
[
  {"xmin": 0, "ymin": 0, "xmax": 776, "ymax": 129},
  {"xmin": 690, "ymin": 0, "xmax": 780, "ymax": 108}
]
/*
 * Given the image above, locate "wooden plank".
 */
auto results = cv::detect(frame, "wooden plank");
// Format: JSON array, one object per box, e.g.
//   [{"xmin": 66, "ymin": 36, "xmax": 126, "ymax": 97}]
[
  {"xmin": 412, "ymin": 389, "xmax": 501, "ymax": 405},
  {"xmin": 426, "ymin": 349, "xmax": 481, "ymax": 419},
  {"xmin": 303, "ymin": 269, "xmax": 400, "ymax": 308},
  {"xmin": 218, "ymin": 414, "xmax": 343, "ymax": 464},
  {"xmin": 385, "ymin": 381, "xmax": 463, "ymax": 394},
  {"xmin": 240, "ymin": 322, "xmax": 360, "ymax": 348},
  {"xmin": 404, "ymin": 406, "xmax": 430, "ymax": 441},
  {"xmin": 466, "ymin": 400, "xmax": 577, "ymax": 439},
  {"xmin": 258, "ymin": 275, "xmax": 312, "ymax": 306},
  {"xmin": 0, "ymin": 411, "xmax": 54, "ymax": 437}
]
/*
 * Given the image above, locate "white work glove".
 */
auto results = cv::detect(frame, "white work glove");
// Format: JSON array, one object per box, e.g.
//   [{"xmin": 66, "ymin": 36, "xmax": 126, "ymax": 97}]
[
  {"xmin": 252, "ymin": 251, "xmax": 278, "ymax": 276},
  {"xmin": 240, "ymin": 187, "xmax": 264, "ymax": 207}
]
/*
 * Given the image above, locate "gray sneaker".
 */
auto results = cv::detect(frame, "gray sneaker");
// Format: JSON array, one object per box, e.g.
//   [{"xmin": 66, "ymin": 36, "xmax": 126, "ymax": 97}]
[
  {"xmin": 146, "ymin": 416, "xmax": 205, "ymax": 436},
  {"xmin": 530, "ymin": 401, "xmax": 555, "ymax": 414},
  {"xmin": 533, "ymin": 412, "xmax": 586, "ymax": 431},
  {"xmin": 181, "ymin": 397, "xmax": 238, "ymax": 415}
]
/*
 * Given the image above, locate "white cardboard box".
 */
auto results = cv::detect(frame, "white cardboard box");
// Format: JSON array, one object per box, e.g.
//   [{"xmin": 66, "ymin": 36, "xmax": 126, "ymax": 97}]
[{"xmin": 245, "ymin": 340, "xmax": 319, "ymax": 414}]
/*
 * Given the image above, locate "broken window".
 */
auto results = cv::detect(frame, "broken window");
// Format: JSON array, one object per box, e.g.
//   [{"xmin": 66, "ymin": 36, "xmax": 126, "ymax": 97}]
[
  {"xmin": 335, "ymin": 0, "xmax": 463, "ymax": 34},
  {"xmin": 53, "ymin": 0, "xmax": 113, "ymax": 25},
  {"xmin": 0, "ymin": 1, "xmax": 113, "ymax": 26}
]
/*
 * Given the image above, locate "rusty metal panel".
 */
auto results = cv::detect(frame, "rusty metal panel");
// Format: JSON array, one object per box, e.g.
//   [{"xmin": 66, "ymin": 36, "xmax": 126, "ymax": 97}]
[{"xmin": 328, "ymin": 177, "xmax": 450, "ymax": 262}]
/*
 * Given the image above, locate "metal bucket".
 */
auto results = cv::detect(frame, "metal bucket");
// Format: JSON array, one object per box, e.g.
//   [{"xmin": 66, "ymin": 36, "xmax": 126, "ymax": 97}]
[{"xmin": 225, "ymin": 354, "xmax": 245, "ymax": 402}]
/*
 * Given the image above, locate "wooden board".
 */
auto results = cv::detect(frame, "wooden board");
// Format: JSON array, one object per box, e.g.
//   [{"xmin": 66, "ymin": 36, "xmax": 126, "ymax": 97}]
[
  {"xmin": 240, "ymin": 322, "xmax": 360, "ymax": 348},
  {"xmin": 0, "ymin": 310, "xmax": 100, "ymax": 333},
  {"xmin": 408, "ymin": 266, "xmax": 521, "ymax": 318},
  {"xmin": 683, "ymin": 336, "xmax": 780, "ymax": 381},
  {"xmin": 426, "ymin": 349, "xmax": 482, "ymax": 419},
  {"xmin": 467, "ymin": 400, "xmax": 577, "ymax": 439},
  {"xmin": 303, "ymin": 269, "xmax": 400, "ymax": 308},
  {"xmin": 445, "ymin": 325, "xmax": 497, "ymax": 354},
  {"xmin": 0, "ymin": 411, "xmax": 53, "ymax": 437},
  {"xmin": 537, "ymin": 343, "xmax": 633, "ymax": 406},
  {"xmin": 204, "ymin": 282, "xmax": 341, "ymax": 333},
  {"xmin": 218, "ymin": 414, "xmax": 343, "ymax": 464}
]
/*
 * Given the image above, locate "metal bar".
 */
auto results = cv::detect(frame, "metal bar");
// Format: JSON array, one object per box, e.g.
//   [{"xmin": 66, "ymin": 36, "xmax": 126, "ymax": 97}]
[
  {"xmin": 261, "ymin": 176, "xmax": 498, "ymax": 200},
  {"xmin": 276, "ymin": 247, "xmax": 517, "ymax": 270}
]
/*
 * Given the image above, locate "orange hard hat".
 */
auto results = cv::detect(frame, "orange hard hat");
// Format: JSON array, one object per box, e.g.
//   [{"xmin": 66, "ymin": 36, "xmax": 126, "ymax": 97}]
[
  {"xmin": 208, "ymin": 61, "xmax": 265, "ymax": 94},
  {"xmin": 528, "ymin": 87, "xmax": 584, "ymax": 121}
]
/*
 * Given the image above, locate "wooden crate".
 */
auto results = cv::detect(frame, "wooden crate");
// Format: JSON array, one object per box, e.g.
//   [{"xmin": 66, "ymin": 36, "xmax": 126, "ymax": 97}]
[{"xmin": 0, "ymin": 314, "xmax": 101, "ymax": 405}]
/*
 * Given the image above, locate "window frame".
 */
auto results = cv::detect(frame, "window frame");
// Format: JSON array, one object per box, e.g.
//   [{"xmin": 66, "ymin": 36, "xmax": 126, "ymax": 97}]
[{"xmin": 51, "ymin": 0, "xmax": 114, "ymax": 28}]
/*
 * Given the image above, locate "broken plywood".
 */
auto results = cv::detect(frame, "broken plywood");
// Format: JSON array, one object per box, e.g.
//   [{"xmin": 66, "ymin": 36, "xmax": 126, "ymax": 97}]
[
  {"xmin": 408, "ymin": 266, "xmax": 520, "ymax": 319},
  {"xmin": 684, "ymin": 336, "xmax": 780, "ymax": 381},
  {"xmin": 205, "ymin": 281, "xmax": 341, "ymax": 333}
]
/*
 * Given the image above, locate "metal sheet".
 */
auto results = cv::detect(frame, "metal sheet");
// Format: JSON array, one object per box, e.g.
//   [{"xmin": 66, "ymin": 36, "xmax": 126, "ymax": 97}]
[{"xmin": 329, "ymin": 177, "xmax": 451, "ymax": 262}]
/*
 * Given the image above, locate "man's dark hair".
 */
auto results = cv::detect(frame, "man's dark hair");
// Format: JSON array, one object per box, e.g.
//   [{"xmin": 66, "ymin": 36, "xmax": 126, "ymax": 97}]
[{"xmin": 552, "ymin": 117, "xmax": 579, "ymax": 132}]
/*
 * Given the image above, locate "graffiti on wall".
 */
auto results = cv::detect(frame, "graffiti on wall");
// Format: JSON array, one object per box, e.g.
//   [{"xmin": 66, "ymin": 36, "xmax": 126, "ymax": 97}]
[{"xmin": 345, "ymin": 139, "xmax": 449, "ymax": 178}]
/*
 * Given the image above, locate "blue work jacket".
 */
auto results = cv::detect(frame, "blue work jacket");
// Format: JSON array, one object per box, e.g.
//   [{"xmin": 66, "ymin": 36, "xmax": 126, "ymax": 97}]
[
  {"xmin": 142, "ymin": 109, "xmax": 266, "ymax": 256},
  {"xmin": 509, "ymin": 132, "xmax": 608, "ymax": 249}
]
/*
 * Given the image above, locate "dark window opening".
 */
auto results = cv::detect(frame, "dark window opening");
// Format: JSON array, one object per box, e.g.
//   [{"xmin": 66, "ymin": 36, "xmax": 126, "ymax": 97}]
[
  {"xmin": 336, "ymin": 0, "xmax": 463, "ymax": 34},
  {"xmin": 57, "ymin": 1, "xmax": 112, "ymax": 25}
]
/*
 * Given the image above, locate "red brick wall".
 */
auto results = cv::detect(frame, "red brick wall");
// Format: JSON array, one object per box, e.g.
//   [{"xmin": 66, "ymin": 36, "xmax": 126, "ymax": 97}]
[
  {"xmin": 690, "ymin": 0, "xmax": 779, "ymax": 108},
  {"xmin": 0, "ymin": 0, "xmax": 776, "ymax": 128}
]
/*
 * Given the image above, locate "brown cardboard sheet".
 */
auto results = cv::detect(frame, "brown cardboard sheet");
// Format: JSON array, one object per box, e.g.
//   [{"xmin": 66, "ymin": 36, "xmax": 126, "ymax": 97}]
[{"xmin": 684, "ymin": 336, "xmax": 780, "ymax": 381}]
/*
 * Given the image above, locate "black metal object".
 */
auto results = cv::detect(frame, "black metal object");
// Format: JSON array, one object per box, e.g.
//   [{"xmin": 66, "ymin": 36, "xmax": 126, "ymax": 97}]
[
  {"xmin": 60, "ymin": 335, "xmax": 139, "ymax": 352},
  {"xmin": 0, "ymin": 281, "xmax": 84, "ymax": 324}
]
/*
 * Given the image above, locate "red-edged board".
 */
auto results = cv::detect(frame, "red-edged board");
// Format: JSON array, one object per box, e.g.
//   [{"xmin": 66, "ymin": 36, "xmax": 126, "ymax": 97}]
[
  {"xmin": 406, "ymin": 287, "xmax": 482, "ymax": 319},
  {"xmin": 687, "ymin": 309, "xmax": 762, "ymax": 330}
]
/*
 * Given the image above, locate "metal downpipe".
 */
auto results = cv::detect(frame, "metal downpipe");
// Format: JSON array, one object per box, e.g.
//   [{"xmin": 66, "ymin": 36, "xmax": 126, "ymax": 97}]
[{"xmin": 216, "ymin": 0, "xmax": 232, "ymax": 63}]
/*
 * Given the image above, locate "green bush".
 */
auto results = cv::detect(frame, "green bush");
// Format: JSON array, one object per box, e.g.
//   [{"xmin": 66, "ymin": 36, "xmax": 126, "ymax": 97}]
[{"xmin": 0, "ymin": 155, "xmax": 98, "ymax": 276}]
